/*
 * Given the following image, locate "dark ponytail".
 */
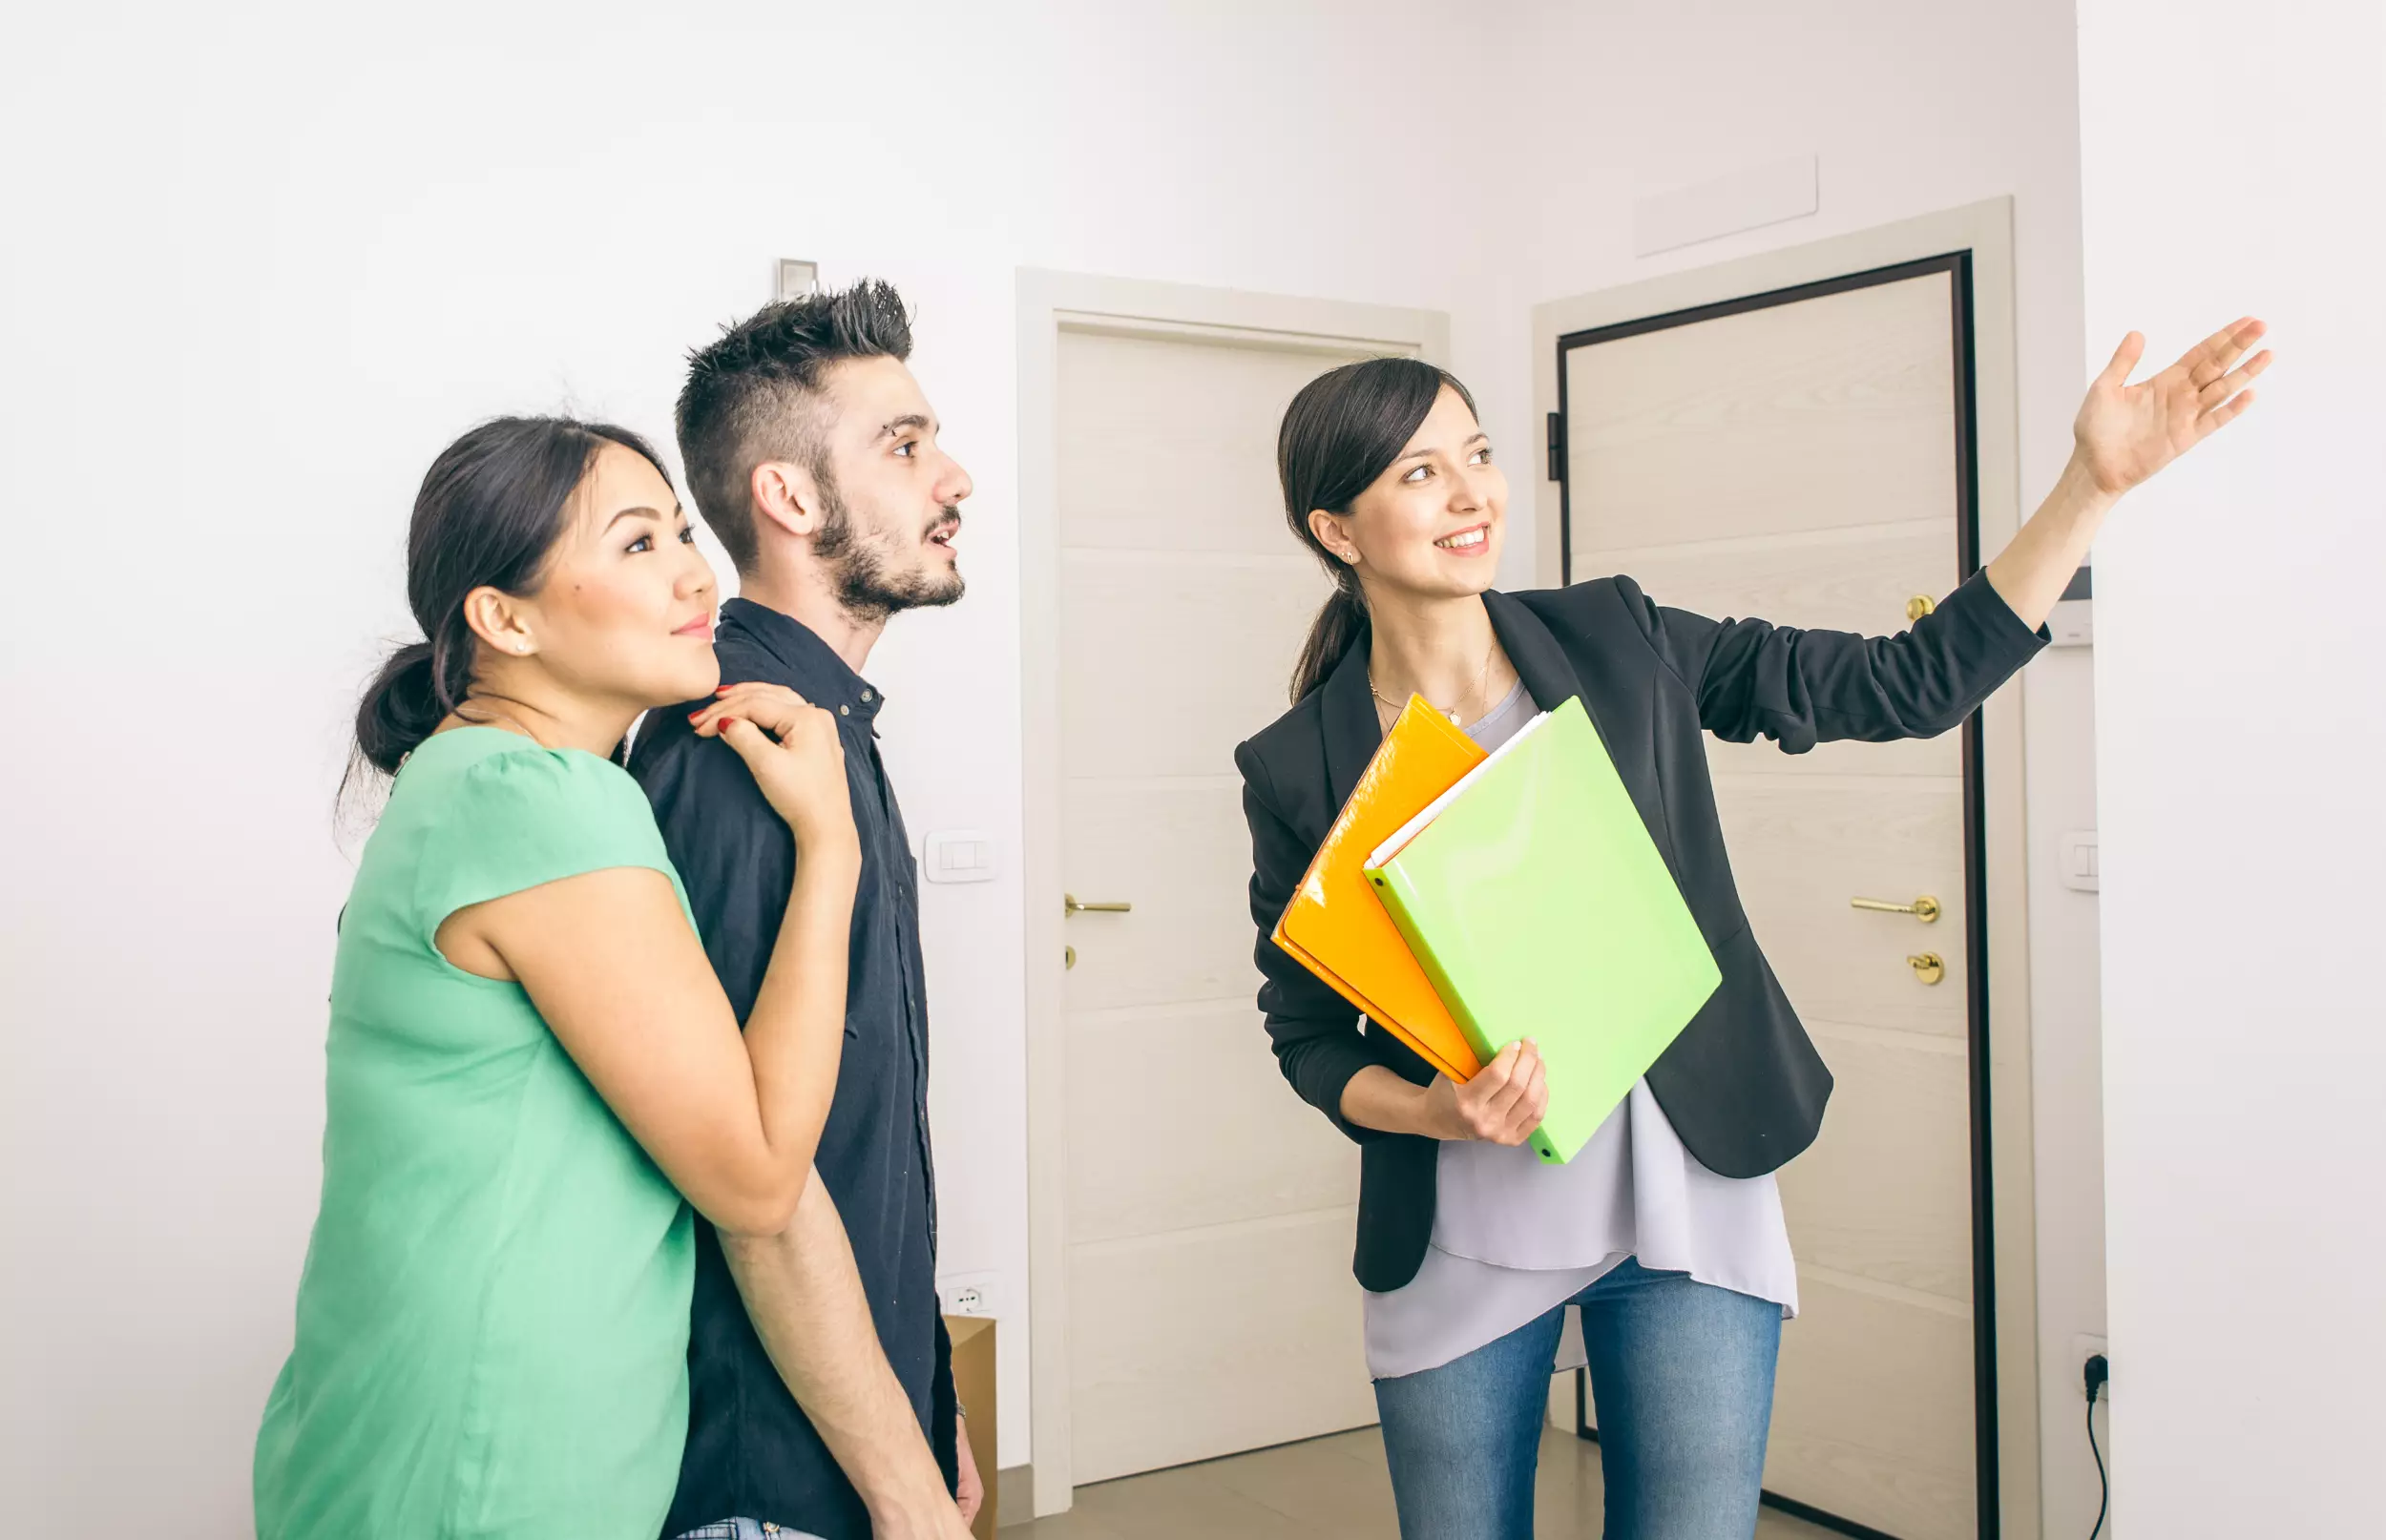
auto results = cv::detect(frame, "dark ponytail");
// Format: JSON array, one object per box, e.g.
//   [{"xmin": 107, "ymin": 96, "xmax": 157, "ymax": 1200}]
[
  {"xmin": 353, "ymin": 640, "xmax": 449, "ymax": 776},
  {"xmin": 1276, "ymin": 357, "xmax": 1478, "ymax": 702},
  {"xmin": 348, "ymin": 415, "xmax": 673, "ymax": 781},
  {"xmin": 1289, "ymin": 586, "xmax": 1371, "ymax": 709}
]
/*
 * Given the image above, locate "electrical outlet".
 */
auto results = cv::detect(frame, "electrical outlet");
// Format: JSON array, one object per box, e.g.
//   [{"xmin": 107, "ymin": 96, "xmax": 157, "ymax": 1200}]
[
  {"xmin": 938, "ymin": 1271, "xmax": 999, "ymax": 1319},
  {"xmin": 2074, "ymin": 1333, "xmax": 2110, "ymax": 1398}
]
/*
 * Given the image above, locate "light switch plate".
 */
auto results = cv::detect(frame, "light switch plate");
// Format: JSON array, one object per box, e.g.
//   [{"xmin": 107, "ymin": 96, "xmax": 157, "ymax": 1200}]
[
  {"xmin": 2060, "ymin": 829, "xmax": 2099, "ymax": 893},
  {"xmin": 923, "ymin": 829, "xmax": 998, "ymax": 885},
  {"xmin": 776, "ymin": 259, "xmax": 819, "ymax": 302}
]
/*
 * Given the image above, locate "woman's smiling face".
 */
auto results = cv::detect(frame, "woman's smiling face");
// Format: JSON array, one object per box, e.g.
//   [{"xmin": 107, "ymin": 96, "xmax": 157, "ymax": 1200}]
[
  {"xmin": 489, "ymin": 442, "xmax": 722, "ymax": 712},
  {"xmin": 1309, "ymin": 384, "xmax": 1506, "ymax": 601}
]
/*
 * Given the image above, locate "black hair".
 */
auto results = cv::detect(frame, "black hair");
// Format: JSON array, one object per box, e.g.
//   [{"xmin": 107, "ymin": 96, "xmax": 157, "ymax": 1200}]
[
  {"xmin": 350, "ymin": 416, "xmax": 672, "ymax": 777},
  {"xmin": 1277, "ymin": 357, "xmax": 1479, "ymax": 702},
  {"xmin": 675, "ymin": 279, "xmax": 914, "ymax": 573}
]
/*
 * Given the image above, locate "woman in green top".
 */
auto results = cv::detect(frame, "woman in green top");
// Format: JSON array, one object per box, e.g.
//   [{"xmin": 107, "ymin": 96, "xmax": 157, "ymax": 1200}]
[{"xmin": 255, "ymin": 416, "xmax": 859, "ymax": 1539}]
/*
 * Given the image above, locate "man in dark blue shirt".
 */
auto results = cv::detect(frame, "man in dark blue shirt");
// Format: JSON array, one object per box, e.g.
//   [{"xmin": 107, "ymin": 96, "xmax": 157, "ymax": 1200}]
[{"xmin": 632, "ymin": 280, "xmax": 979, "ymax": 1540}]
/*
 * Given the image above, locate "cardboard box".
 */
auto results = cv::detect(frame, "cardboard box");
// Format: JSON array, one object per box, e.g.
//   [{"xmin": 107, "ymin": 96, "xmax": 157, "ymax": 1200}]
[{"xmin": 946, "ymin": 1314, "xmax": 997, "ymax": 1538}]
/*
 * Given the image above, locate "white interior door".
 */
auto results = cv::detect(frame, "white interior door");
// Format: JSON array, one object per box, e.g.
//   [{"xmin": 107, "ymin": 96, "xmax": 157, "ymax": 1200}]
[
  {"xmin": 1055, "ymin": 324, "xmax": 1395, "ymax": 1485},
  {"xmin": 1563, "ymin": 266, "xmax": 1984, "ymax": 1540}
]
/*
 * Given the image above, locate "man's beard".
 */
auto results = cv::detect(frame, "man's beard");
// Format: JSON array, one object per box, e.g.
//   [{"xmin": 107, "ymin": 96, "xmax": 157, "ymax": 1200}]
[{"xmin": 811, "ymin": 468, "xmax": 966, "ymax": 626}]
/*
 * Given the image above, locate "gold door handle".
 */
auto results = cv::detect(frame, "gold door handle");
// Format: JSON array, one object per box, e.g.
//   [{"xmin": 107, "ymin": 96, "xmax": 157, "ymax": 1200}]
[
  {"xmin": 1908, "ymin": 952, "xmax": 1946, "ymax": 986},
  {"xmin": 1064, "ymin": 893, "xmax": 1133, "ymax": 917},
  {"xmin": 1908, "ymin": 593, "xmax": 1937, "ymax": 622},
  {"xmin": 1852, "ymin": 894, "xmax": 1940, "ymax": 924}
]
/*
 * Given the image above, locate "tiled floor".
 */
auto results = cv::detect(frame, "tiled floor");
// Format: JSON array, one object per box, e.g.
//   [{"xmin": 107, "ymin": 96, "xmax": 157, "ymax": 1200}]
[{"xmin": 1007, "ymin": 1426, "xmax": 1839, "ymax": 1538}]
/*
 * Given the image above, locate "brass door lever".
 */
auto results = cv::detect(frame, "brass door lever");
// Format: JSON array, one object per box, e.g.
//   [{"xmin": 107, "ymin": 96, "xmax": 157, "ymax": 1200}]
[{"xmin": 1852, "ymin": 894, "xmax": 1941, "ymax": 924}]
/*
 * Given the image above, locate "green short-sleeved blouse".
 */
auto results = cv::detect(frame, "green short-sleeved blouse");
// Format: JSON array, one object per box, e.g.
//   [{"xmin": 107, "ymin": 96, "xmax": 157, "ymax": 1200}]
[{"xmin": 255, "ymin": 728, "xmax": 696, "ymax": 1539}]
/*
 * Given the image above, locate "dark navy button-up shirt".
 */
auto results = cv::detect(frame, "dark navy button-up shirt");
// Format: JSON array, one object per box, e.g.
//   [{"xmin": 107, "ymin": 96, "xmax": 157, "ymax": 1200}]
[{"xmin": 632, "ymin": 597, "xmax": 952, "ymax": 1540}]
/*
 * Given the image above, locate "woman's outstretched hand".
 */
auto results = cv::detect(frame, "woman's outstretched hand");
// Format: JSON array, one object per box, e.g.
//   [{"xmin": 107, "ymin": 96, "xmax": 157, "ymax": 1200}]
[
  {"xmin": 1986, "ymin": 316, "xmax": 2272, "ymax": 626},
  {"xmin": 2073, "ymin": 317, "xmax": 2271, "ymax": 496},
  {"xmin": 1425, "ymin": 1039, "xmax": 1549, "ymax": 1146}
]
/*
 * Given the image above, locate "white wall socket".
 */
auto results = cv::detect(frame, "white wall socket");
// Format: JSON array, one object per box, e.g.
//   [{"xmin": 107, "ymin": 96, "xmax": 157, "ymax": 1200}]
[{"xmin": 938, "ymin": 1271, "xmax": 999, "ymax": 1319}]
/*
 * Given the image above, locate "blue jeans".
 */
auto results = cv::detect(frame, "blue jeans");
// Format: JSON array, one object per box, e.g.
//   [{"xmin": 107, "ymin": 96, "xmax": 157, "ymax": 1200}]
[{"xmin": 1373, "ymin": 1258, "xmax": 1781, "ymax": 1540}]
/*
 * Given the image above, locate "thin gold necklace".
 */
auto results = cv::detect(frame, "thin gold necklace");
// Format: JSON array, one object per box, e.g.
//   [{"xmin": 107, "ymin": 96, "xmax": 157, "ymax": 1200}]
[{"xmin": 1371, "ymin": 635, "xmax": 1496, "ymax": 728}]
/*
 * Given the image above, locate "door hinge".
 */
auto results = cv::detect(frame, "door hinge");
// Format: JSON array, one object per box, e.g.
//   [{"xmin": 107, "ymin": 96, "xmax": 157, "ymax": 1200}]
[{"xmin": 1546, "ymin": 411, "xmax": 1566, "ymax": 483}]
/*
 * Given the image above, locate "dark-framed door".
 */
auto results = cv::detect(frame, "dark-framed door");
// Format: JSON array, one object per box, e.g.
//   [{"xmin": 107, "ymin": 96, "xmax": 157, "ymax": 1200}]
[{"xmin": 1555, "ymin": 253, "xmax": 2000, "ymax": 1540}]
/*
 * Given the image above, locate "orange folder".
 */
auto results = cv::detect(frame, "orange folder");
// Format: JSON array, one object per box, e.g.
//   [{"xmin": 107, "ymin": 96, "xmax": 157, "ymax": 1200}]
[{"xmin": 1270, "ymin": 697, "xmax": 1488, "ymax": 1083}]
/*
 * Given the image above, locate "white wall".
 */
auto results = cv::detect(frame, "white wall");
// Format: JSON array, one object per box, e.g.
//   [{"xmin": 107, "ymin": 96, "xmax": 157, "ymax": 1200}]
[
  {"xmin": 2078, "ymin": 1, "xmax": 2386, "ymax": 1533},
  {"xmin": 4, "ymin": 1, "xmax": 2174, "ymax": 1530},
  {"xmin": 1494, "ymin": 2, "xmax": 2111, "ymax": 1530},
  {"xmin": 0, "ymin": 1, "xmax": 1508, "ymax": 1526}
]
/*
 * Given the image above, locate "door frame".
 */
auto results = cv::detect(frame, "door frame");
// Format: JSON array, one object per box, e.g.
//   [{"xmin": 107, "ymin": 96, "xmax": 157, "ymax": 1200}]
[
  {"xmin": 1015, "ymin": 270, "xmax": 1449, "ymax": 1516},
  {"xmin": 1530, "ymin": 198, "xmax": 2041, "ymax": 1540}
]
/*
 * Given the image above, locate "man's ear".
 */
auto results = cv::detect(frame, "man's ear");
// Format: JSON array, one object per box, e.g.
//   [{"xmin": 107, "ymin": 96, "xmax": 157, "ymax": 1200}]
[{"xmin": 751, "ymin": 459, "xmax": 823, "ymax": 542}]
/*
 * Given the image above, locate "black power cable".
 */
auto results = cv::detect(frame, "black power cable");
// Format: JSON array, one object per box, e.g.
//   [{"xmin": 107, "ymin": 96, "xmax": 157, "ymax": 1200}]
[{"xmin": 2084, "ymin": 1353, "xmax": 2110, "ymax": 1540}]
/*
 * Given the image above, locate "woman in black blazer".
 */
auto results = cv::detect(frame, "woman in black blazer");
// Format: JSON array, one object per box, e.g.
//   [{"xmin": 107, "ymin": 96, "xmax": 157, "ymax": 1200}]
[{"xmin": 1235, "ymin": 321, "xmax": 2266, "ymax": 1540}]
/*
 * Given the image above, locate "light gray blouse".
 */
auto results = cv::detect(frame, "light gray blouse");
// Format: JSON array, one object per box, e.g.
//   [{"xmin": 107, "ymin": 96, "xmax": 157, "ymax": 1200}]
[{"xmin": 1361, "ymin": 681, "xmax": 1799, "ymax": 1381}]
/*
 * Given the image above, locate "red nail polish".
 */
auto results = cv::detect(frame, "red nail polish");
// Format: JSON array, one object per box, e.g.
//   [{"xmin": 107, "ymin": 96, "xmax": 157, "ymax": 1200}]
[{"xmin": 687, "ymin": 711, "xmax": 704, "ymax": 722}]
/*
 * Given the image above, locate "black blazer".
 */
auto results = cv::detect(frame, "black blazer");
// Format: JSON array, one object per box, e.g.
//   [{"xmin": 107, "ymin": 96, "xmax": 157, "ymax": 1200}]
[{"xmin": 1234, "ymin": 571, "xmax": 2047, "ymax": 1294}]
